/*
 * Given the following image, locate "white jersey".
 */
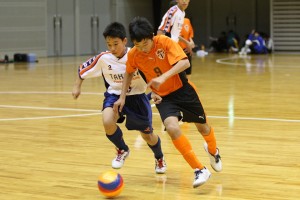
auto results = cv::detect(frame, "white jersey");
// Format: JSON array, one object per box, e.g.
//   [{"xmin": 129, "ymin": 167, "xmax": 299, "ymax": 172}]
[
  {"xmin": 158, "ymin": 5, "xmax": 185, "ymax": 42},
  {"xmin": 78, "ymin": 48, "xmax": 147, "ymax": 95}
]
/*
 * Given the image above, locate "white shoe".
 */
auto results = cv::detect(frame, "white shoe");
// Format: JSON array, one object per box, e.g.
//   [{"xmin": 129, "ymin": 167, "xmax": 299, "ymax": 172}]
[
  {"xmin": 204, "ymin": 142, "xmax": 222, "ymax": 172},
  {"xmin": 155, "ymin": 157, "xmax": 167, "ymax": 174},
  {"xmin": 112, "ymin": 148, "xmax": 129, "ymax": 169},
  {"xmin": 193, "ymin": 167, "xmax": 211, "ymax": 188}
]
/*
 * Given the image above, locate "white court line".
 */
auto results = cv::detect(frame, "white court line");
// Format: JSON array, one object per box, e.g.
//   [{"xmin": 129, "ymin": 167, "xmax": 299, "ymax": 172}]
[
  {"xmin": 216, "ymin": 57, "xmax": 247, "ymax": 66},
  {"xmin": 0, "ymin": 105, "xmax": 100, "ymax": 112},
  {"xmin": 0, "ymin": 113, "xmax": 101, "ymax": 121},
  {"xmin": 0, "ymin": 91, "xmax": 299, "ymax": 123},
  {"xmin": 216, "ymin": 56, "xmax": 300, "ymax": 68},
  {"xmin": 0, "ymin": 91, "xmax": 103, "ymax": 95},
  {"xmin": 209, "ymin": 115, "xmax": 300, "ymax": 123}
]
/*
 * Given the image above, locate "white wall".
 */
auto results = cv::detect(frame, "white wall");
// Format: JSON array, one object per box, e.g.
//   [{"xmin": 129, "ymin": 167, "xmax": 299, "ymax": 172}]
[{"xmin": 0, "ymin": 0, "xmax": 47, "ymax": 58}]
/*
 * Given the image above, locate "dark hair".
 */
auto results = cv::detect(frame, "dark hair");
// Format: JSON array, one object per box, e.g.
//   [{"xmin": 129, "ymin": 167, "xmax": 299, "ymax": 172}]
[
  {"xmin": 129, "ymin": 17, "xmax": 154, "ymax": 42},
  {"xmin": 103, "ymin": 22, "xmax": 126, "ymax": 40}
]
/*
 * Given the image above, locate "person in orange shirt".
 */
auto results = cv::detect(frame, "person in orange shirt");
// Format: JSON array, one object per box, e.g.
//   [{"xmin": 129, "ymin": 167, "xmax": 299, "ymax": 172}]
[
  {"xmin": 114, "ymin": 17, "xmax": 222, "ymax": 188},
  {"xmin": 178, "ymin": 17, "xmax": 195, "ymax": 79}
]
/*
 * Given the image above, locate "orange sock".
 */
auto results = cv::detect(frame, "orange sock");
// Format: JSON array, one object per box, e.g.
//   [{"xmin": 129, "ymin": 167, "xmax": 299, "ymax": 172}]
[
  {"xmin": 172, "ymin": 134, "xmax": 203, "ymax": 169},
  {"xmin": 202, "ymin": 127, "xmax": 217, "ymax": 155}
]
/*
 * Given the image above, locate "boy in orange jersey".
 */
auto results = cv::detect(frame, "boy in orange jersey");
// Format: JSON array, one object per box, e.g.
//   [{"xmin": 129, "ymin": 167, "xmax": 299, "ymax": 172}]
[{"xmin": 114, "ymin": 17, "xmax": 222, "ymax": 188}]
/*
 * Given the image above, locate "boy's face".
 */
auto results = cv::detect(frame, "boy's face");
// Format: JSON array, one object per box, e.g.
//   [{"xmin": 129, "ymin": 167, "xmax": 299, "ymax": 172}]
[
  {"xmin": 133, "ymin": 39, "xmax": 153, "ymax": 54},
  {"xmin": 177, "ymin": 0, "xmax": 190, "ymax": 11},
  {"xmin": 105, "ymin": 37, "xmax": 127, "ymax": 58}
]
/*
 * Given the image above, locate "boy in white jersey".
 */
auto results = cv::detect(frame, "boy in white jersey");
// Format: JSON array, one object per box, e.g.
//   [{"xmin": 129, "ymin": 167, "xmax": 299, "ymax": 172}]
[
  {"xmin": 72, "ymin": 22, "xmax": 166, "ymax": 174},
  {"xmin": 158, "ymin": 0, "xmax": 193, "ymax": 48}
]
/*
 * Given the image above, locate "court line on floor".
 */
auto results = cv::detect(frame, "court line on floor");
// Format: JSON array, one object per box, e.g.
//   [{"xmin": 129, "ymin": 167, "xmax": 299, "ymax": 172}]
[
  {"xmin": 208, "ymin": 115, "xmax": 300, "ymax": 123},
  {"xmin": 0, "ymin": 113, "xmax": 100, "ymax": 121},
  {"xmin": 0, "ymin": 91, "xmax": 102, "ymax": 95},
  {"xmin": 0, "ymin": 104, "xmax": 299, "ymax": 123},
  {"xmin": 0, "ymin": 105, "xmax": 100, "ymax": 112},
  {"xmin": 0, "ymin": 91, "xmax": 299, "ymax": 123},
  {"xmin": 216, "ymin": 56, "xmax": 252, "ymax": 67},
  {"xmin": 215, "ymin": 56, "xmax": 300, "ymax": 68}
]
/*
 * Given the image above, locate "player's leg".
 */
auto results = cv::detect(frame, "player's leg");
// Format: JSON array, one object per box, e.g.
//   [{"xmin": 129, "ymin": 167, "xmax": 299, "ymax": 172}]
[
  {"xmin": 157, "ymin": 83, "xmax": 212, "ymax": 187},
  {"xmin": 124, "ymin": 94, "xmax": 166, "ymax": 174},
  {"xmin": 186, "ymin": 83, "xmax": 222, "ymax": 172},
  {"xmin": 102, "ymin": 93, "xmax": 129, "ymax": 169},
  {"xmin": 195, "ymin": 122, "xmax": 222, "ymax": 172},
  {"xmin": 162, "ymin": 113, "xmax": 211, "ymax": 187},
  {"xmin": 139, "ymin": 131, "xmax": 166, "ymax": 174},
  {"xmin": 179, "ymin": 83, "xmax": 222, "ymax": 172},
  {"xmin": 181, "ymin": 85, "xmax": 222, "ymax": 172}
]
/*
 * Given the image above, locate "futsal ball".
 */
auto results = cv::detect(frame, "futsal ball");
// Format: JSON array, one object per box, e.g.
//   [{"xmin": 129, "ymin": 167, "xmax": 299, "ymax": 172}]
[{"xmin": 97, "ymin": 170, "xmax": 124, "ymax": 198}]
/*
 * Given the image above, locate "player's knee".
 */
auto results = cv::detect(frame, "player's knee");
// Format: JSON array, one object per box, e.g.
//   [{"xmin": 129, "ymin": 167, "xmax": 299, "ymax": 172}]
[
  {"xmin": 165, "ymin": 124, "xmax": 181, "ymax": 137},
  {"xmin": 102, "ymin": 119, "xmax": 116, "ymax": 133},
  {"xmin": 140, "ymin": 132, "xmax": 157, "ymax": 144},
  {"xmin": 197, "ymin": 123, "xmax": 210, "ymax": 135}
]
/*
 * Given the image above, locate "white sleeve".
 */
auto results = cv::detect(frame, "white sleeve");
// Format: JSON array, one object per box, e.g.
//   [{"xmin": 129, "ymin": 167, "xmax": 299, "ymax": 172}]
[{"xmin": 79, "ymin": 54, "xmax": 103, "ymax": 79}]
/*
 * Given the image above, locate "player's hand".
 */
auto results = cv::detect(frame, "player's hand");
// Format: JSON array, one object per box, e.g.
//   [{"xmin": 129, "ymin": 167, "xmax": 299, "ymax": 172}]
[
  {"xmin": 147, "ymin": 75, "xmax": 166, "ymax": 90},
  {"xmin": 151, "ymin": 92, "xmax": 162, "ymax": 104},
  {"xmin": 72, "ymin": 85, "xmax": 81, "ymax": 99},
  {"xmin": 113, "ymin": 97, "xmax": 125, "ymax": 113}
]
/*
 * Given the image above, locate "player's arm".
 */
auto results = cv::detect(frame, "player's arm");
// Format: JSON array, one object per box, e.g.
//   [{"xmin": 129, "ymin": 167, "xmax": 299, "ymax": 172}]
[
  {"xmin": 113, "ymin": 71, "xmax": 134, "ymax": 112},
  {"xmin": 148, "ymin": 59, "xmax": 190, "ymax": 90},
  {"xmin": 179, "ymin": 36, "xmax": 195, "ymax": 53},
  {"xmin": 72, "ymin": 73, "xmax": 83, "ymax": 99},
  {"xmin": 162, "ymin": 59, "xmax": 190, "ymax": 79},
  {"xmin": 72, "ymin": 55, "xmax": 104, "ymax": 99}
]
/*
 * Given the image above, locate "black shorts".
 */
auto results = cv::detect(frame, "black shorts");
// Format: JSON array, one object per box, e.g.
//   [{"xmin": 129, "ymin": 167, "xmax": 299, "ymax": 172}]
[
  {"xmin": 184, "ymin": 51, "xmax": 192, "ymax": 75},
  {"xmin": 155, "ymin": 82, "xmax": 206, "ymax": 123}
]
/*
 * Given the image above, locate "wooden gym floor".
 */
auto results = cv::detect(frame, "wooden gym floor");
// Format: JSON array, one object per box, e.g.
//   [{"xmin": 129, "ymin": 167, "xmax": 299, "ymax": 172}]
[{"xmin": 0, "ymin": 53, "xmax": 299, "ymax": 200}]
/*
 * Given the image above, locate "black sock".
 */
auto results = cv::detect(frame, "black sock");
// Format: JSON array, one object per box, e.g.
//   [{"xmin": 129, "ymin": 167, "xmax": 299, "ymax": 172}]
[
  {"xmin": 147, "ymin": 136, "xmax": 163, "ymax": 159},
  {"xmin": 106, "ymin": 126, "xmax": 129, "ymax": 151}
]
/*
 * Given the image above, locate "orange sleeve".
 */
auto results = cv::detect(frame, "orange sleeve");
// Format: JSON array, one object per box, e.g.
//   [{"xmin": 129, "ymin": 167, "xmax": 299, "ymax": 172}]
[
  {"xmin": 126, "ymin": 48, "xmax": 137, "ymax": 74},
  {"xmin": 188, "ymin": 19, "xmax": 194, "ymax": 39},
  {"xmin": 164, "ymin": 36, "xmax": 187, "ymax": 65},
  {"xmin": 178, "ymin": 18, "xmax": 194, "ymax": 49}
]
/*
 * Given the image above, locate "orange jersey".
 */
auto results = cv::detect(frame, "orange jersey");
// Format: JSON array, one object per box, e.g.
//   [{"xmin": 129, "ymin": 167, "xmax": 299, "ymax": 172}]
[
  {"xmin": 178, "ymin": 18, "xmax": 194, "ymax": 49},
  {"xmin": 126, "ymin": 35, "xmax": 187, "ymax": 97}
]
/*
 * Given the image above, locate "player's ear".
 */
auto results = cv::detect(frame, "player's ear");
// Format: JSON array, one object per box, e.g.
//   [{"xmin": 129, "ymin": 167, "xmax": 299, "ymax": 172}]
[{"xmin": 123, "ymin": 37, "xmax": 128, "ymax": 45}]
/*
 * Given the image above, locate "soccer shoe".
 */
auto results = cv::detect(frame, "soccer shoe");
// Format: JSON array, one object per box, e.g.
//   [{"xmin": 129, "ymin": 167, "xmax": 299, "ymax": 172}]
[
  {"xmin": 112, "ymin": 148, "xmax": 130, "ymax": 169},
  {"xmin": 193, "ymin": 167, "xmax": 211, "ymax": 188},
  {"xmin": 155, "ymin": 157, "xmax": 167, "ymax": 174},
  {"xmin": 204, "ymin": 142, "xmax": 222, "ymax": 172}
]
